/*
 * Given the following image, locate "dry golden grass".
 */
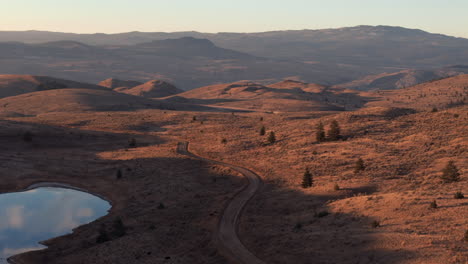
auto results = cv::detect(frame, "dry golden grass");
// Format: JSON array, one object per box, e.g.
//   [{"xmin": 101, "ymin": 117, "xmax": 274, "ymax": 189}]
[{"xmin": 0, "ymin": 74, "xmax": 466, "ymax": 263}]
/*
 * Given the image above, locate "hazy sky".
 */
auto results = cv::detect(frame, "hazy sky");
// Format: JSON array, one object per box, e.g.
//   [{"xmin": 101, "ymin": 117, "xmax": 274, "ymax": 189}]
[{"xmin": 1, "ymin": 0, "xmax": 467, "ymax": 37}]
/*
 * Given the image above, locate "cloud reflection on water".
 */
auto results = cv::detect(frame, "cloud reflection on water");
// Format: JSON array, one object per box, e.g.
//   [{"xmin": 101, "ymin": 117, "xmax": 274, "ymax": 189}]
[{"xmin": 0, "ymin": 187, "xmax": 110, "ymax": 262}]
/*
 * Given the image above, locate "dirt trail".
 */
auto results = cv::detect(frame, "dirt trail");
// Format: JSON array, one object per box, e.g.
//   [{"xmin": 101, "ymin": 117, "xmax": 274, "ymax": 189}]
[{"xmin": 177, "ymin": 142, "xmax": 265, "ymax": 264}]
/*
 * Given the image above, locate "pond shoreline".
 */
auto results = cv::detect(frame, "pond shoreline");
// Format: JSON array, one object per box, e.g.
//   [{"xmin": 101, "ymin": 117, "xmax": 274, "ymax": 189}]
[{"xmin": 2, "ymin": 182, "xmax": 113, "ymax": 264}]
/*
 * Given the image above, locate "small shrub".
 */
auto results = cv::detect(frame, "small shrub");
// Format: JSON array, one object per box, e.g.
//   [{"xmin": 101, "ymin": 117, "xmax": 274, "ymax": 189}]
[
  {"xmin": 128, "ymin": 138, "xmax": 137, "ymax": 148},
  {"xmin": 454, "ymin": 192, "xmax": 464, "ymax": 199},
  {"xmin": 116, "ymin": 169, "xmax": 123, "ymax": 180},
  {"xmin": 430, "ymin": 200, "xmax": 438, "ymax": 209},
  {"xmin": 23, "ymin": 131, "xmax": 33, "ymax": 142},
  {"xmin": 431, "ymin": 107, "xmax": 438, "ymax": 113},
  {"xmin": 354, "ymin": 158, "xmax": 365, "ymax": 174},
  {"xmin": 454, "ymin": 114, "xmax": 459, "ymax": 118},
  {"xmin": 333, "ymin": 183, "xmax": 340, "ymax": 191},
  {"xmin": 259, "ymin": 117, "xmax": 264, "ymax": 121},
  {"xmin": 371, "ymin": 220, "xmax": 380, "ymax": 228},
  {"xmin": 267, "ymin": 131, "xmax": 276, "ymax": 144},
  {"xmin": 259, "ymin": 126, "xmax": 266, "ymax": 136},
  {"xmin": 192, "ymin": 116, "xmax": 197, "ymax": 121},
  {"xmin": 96, "ymin": 224, "xmax": 109, "ymax": 243},
  {"xmin": 294, "ymin": 222, "xmax": 303, "ymax": 230},
  {"xmin": 441, "ymin": 161, "xmax": 461, "ymax": 183},
  {"xmin": 112, "ymin": 218, "xmax": 126, "ymax": 238},
  {"xmin": 315, "ymin": 211, "xmax": 329, "ymax": 218},
  {"xmin": 301, "ymin": 168, "xmax": 313, "ymax": 188},
  {"xmin": 221, "ymin": 138, "xmax": 227, "ymax": 144}
]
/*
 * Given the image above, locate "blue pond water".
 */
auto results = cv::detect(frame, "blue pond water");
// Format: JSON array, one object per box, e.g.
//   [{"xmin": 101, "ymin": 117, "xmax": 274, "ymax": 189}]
[{"xmin": 0, "ymin": 187, "xmax": 111, "ymax": 263}]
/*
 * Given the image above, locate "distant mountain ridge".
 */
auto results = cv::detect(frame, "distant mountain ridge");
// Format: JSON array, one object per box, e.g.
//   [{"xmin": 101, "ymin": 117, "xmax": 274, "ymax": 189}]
[
  {"xmin": 1, "ymin": 26, "xmax": 468, "ymax": 90},
  {"xmin": 334, "ymin": 65, "xmax": 468, "ymax": 90}
]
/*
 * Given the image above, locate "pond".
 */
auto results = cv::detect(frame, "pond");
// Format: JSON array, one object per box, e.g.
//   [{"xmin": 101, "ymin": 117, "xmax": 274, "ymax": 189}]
[{"xmin": 0, "ymin": 186, "xmax": 111, "ymax": 263}]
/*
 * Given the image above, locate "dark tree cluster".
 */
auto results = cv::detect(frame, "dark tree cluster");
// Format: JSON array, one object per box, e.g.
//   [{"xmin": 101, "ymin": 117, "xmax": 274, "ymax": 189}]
[{"xmin": 316, "ymin": 120, "xmax": 341, "ymax": 142}]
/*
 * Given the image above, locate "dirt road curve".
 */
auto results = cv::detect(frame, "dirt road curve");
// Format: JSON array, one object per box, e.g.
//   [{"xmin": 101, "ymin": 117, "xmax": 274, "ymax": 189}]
[{"xmin": 177, "ymin": 142, "xmax": 266, "ymax": 264}]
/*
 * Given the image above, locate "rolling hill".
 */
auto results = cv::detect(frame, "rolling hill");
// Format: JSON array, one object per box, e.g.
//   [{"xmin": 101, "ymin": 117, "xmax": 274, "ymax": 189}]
[
  {"xmin": 115, "ymin": 80, "xmax": 183, "ymax": 98},
  {"xmin": 0, "ymin": 88, "xmax": 217, "ymax": 116},
  {"xmin": 334, "ymin": 65, "xmax": 468, "ymax": 90},
  {"xmin": 98, "ymin": 78, "xmax": 143, "ymax": 89},
  {"xmin": 366, "ymin": 74, "xmax": 468, "ymax": 110},
  {"xmin": 167, "ymin": 80, "xmax": 367, "ymax": 112},
  {"xmin": 0, "ymin": 75, "xmax": 105, "ymax": 99}
]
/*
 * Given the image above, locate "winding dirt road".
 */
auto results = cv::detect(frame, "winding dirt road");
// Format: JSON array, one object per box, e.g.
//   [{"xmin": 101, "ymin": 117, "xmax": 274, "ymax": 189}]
[{"xmin": 177, "ymin": 142, "xmax": 266, "ymax": 264}]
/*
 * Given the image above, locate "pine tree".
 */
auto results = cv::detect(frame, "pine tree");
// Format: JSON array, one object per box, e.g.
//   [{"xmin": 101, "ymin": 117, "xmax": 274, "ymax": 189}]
[
  {"xmin": 441, "ymin": 161, "xmax": 461, "ymax": 182},
  {"xmin": 259, "ymin": 126, "xmax": 266, "ymax": 136},
  {"xmin": 354, "ymin": 158, "xmax": 365, "ymax": 173},
  {"xmin": 327, "ymin": 120, "xmax": 341, "ymax": 141},
  {"xmin": 267, "ymin": 131, "xmax": 276, "ymax": 144},
  {"xmin": 301, "ymin": 168, "xmax": 313, "ymax": 188},
  {"xmin": 315, "ymin": 122, "xmax": 325, "ymax": 142}
]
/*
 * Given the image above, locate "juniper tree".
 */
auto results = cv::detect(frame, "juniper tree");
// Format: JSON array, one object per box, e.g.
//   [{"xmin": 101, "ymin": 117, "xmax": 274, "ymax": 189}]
[
  {"xmin": 441, "ymin": 161, "xmax": 461, "ymax": 182},
  {"xmin": 327, "ymin": 120, "xmax": 341, "ymax": 141},
  {"xmin": 267, "ymin": 131, "xmax": 276, "ymax": 144},
  {"xmin": 301, "ymin": 168, "xmax": 313, "ymax": 188},
  {"xmin": 259, "ymin": 126, "xmax": 266, "ymax": 136},
  {"xmin": 315, "ymin": 122, "xmax": 325, "ymax": 142},
  {"xmin": 354, "ymin": 158, "xmax": 366, "ymax": 174}
]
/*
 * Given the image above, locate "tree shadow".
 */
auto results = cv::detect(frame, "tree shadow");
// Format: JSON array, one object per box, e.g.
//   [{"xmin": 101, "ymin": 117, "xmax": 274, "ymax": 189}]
[{"xmin": 240, "ymin": 181, "xmax": 415, "ymax": 264}]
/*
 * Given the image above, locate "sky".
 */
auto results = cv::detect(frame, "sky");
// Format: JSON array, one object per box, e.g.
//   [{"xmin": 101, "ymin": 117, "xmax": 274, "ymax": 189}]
[{"xmin": 1, "ymin": 0, "xmax": 467, "ymax": 38}]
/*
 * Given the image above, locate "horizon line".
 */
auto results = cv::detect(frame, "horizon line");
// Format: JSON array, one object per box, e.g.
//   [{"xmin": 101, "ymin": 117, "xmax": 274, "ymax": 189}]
[{"xmin": 1, "ymin": 25, "xmax": 466, "ymax": 39}]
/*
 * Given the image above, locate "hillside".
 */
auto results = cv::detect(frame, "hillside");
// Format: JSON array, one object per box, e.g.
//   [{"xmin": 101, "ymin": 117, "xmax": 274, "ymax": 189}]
[
  {"xmin": 0, "ymin": 75, "xmax": 105, "ymax": 99},
  {"xmin": 366, "ymin": 74, "xmax": 468, "ymax": 110},
  {"xmin": 115, "ymin": 80, "xmax": 183, "ymax": 98},
  {"xmin": 335, "ymin": 65, "xmax": 468, "ymax": 90},
  {"xmin": 0, "ymin": 71, "xmax": 465, "ymax": 264},
  {"xmin": 0, "ymin": 88, "xmax": 213, "ymax": 116},
  {"xmin": 98, "ymin": 78, "xmax": 143, "ymax": 89},
  {"xmin": 133, "ymin": 37, "xmax": 253, "ymax": 59},
  {"xmin": 168, "ymin": 80, "xmax": 366, "ymax": 112}
]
